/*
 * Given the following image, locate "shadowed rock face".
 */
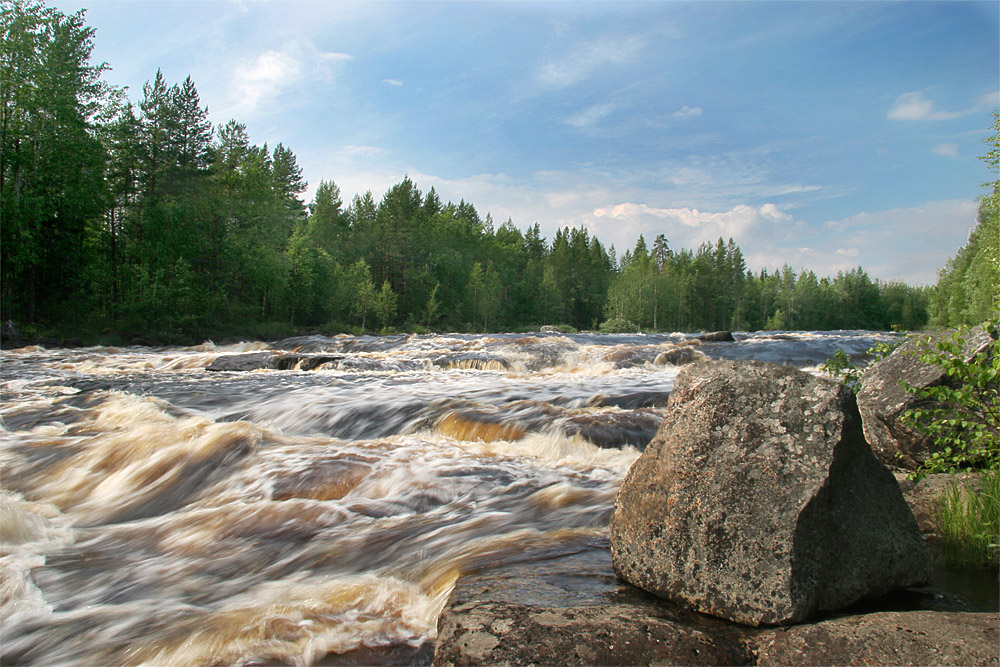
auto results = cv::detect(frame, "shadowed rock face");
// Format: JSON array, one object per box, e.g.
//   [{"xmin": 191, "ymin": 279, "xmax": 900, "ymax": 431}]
[
  {"xmin": 857, "ymin": 325, "xmax": 996, "ymax": 469},
  {"xmin": 610, "ymin": 360, "xmax": 932, "ymax": 627}
]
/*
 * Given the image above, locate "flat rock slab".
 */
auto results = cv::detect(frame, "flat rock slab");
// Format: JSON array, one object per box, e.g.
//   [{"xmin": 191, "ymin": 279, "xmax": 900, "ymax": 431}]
[
  {"xmin": 752, "ymin": 609, "xmax": 1000, "ymax": 666},
  {"xmin": 611, "ymin": 360, "xmax": 931, "ymax": 626},
  {"xmin": 433, "ymin": 535, "xmax": 751, "ymax": 666},
  {"xmin": 433, "ymin": 534, "xmax": 997, "ymax": 667}
]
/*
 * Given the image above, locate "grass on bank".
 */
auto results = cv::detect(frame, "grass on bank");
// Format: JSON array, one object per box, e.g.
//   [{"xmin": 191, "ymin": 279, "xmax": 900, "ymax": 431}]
[{"xmin": 936, "ymin": 468, "xmax": 1000, "ymax": 570}]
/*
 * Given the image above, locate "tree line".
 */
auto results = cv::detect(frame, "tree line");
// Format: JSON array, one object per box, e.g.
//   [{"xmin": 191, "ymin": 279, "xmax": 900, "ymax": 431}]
[{"xmin": 4, "ymin": 1, "xmax": 989, "ymax": 343}]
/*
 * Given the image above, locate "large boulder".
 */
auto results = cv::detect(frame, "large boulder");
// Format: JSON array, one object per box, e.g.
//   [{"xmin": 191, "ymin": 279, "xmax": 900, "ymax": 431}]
[
  {"xmin": 857, "ymin": 325, "xmax": 997, "ymax": 469},
  {"xmin": 610, "ymin": 360, "xmax": 932, "ymax": 627}
]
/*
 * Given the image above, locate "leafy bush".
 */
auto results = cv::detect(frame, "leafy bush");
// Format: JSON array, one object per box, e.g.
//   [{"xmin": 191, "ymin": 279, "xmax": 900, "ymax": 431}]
[
  {"xmin": 936, "ymin": 469, "xmax": 1000, "ymax": 569},
  {"xmin": 901, "ymin": 322, "xmax": 999, "ymax": 474},
  {"xmin": 598, "ymin": 318, "xmax": 637, "ymax": 334}
]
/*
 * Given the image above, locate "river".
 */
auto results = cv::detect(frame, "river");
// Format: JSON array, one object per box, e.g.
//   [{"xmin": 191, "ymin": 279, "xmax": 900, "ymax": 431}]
[{"xmin": 0, "ymin": 330, "xmax": 896, "ymax": 666}]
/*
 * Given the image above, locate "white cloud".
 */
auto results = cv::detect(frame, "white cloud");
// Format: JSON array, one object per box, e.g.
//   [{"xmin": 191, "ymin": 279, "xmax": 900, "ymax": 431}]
[
  {"xmin": 341, "ymin": 145, "xmax": 387, "ymax": 157},
  {"xmin": 383, "ymin": 78, "xmax": 403, "ymax": 86},
  {"xmin": 565, "ymin": 102, "xmax": 620, "ymax": 128},
  {"xmin": 835, "ymin": 247, "xmax": 859, "ymax": 257},
  {"xmin": 673, "ymin": 105, "xmax": 702, "ymax": 119},
  {"xmin": 887, "ymin": 90, "xmax": 996, "ymax": 122},
  {"xmin": 592, "ymin": 201, "xmax": 797, "ymax": 249},
  {"xmin": 229, "ymin": 40, "xmax": 351, "ymax": 116},
  {"xmin": 536, "ymin": 35, "xmax": 643, "ymax": 90},
  {"xmin": 932, "ymin": 143, "xmax": 959, "ymax": 158}
]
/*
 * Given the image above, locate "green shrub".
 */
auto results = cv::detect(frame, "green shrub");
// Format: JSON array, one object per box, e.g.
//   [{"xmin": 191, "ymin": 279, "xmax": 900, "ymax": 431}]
[
  {"xmin": 902, "ymin": 322, "xmax": 1000, "ymax": 474},
  {"xmin": 936, "ymin": 469, "xmax": 1000, "ymax": 570},
  {"xmin": 598, "ymin": 317, "xmax": 637, "ymax": 334}
]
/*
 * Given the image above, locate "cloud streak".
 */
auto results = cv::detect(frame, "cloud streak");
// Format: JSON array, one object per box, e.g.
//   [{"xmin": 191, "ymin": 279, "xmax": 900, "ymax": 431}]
[
  {"xmin": 673, "ymin": 105, "xmax": 702, "ymax": 119},
  {"xmin": 887, "ymin": 90, "xmax": 999, "ymax": 121},
  {"xmin": 565, "ymin": 101, "xmax": 620, "ymax": 128},
  {"xmin": 536, "ymin": 35, "xmax": 644, "ymax": 90}
]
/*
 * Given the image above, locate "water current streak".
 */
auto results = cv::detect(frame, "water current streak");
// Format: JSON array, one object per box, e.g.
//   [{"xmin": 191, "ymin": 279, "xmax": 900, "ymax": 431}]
[{"xmin": 0, "ymin": 330, "xmax": 896, "ymax": 666}]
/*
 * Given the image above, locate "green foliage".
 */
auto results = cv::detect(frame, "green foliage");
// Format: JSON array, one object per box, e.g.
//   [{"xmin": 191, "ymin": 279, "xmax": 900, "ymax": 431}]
[
  {"xmin": 901, "ymin": 323, "xmax": 1000, "ymax": 474},
  {"xmin": 935, "ymin": 469, "xmax": 1000, "ymax": 570},
  {"xmin": 373, "ymin": 280, "xmax": 398, "ymax": 330},
  {"xmin": 598, "ymin": 318, "xmax": 637, "ymax": 333},
  {"xmin": 821, "ymin": 341, "xmax": 899, "ymax": 393},
  {"xmin": 930, "ymin": 112, "xmax": 1000, "ymax": 327},
  {"xmin": 0, "ymin": 1, "xmax": 952, "ymax": 341}
]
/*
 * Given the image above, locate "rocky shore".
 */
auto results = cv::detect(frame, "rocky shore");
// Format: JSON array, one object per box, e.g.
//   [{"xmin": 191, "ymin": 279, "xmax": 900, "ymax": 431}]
[
  {"xmin": 434, "ymin": 351, "xmax": 999, "ymax": 666},
  {"xmin": 434, "ymin": 534, "xmax": 997, "ymax": 666}
]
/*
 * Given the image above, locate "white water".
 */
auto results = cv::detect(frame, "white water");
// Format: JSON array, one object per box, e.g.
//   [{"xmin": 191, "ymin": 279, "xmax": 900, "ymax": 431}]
[{"xmin": 0, "ymin": 330, "xmax": 895, "ymax": 665}]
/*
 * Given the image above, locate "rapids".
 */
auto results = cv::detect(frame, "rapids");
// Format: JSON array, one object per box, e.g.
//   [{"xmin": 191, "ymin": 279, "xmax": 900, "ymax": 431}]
[{"xmin": 0, "ymin": 330, "xmax": 896, "ymax": 666}]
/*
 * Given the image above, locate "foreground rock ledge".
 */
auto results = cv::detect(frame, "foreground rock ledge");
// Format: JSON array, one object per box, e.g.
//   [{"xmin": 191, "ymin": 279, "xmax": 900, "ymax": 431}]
[
  {"xmin": 611, "ymin": 360, "xmax": 931, "ymax": 627},
  {"xmin": 432, "ymin": 535, "xmax": 998, "ymax": 667}
]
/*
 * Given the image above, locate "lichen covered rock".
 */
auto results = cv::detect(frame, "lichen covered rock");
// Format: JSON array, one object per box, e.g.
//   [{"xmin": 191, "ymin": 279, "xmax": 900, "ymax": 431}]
[{"xmin": 610, "ymin": 360, "xmax": 932, "ymax": 626}]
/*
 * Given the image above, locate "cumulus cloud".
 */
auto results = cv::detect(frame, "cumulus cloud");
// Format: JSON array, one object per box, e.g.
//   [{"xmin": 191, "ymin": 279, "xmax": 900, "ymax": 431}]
[
  {"xmin": 536, "ymin": 35, "xmax": 643, "ymax": 90},
  {"xmin": 673, "ymin": 105, "xmax": 702, "ymax": 119},
  {"xmin": 565, "ymin": 102, "xmax": 620, "ymax": 128},
  {"xmin": 230, "ymin": 40, "xmax": 351, "ymax": 116}
]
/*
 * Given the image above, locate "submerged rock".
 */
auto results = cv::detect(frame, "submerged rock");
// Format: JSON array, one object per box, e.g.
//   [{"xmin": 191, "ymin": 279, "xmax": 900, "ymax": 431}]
[
  {"xmin": 560, "ymin": 410, "xmax": 663, "ymax": 449},
  {"xmin": 610, "ymin": 360, "xmax": 932, "ymax": 627},
  {"xmin": 432, "ymin": 354, "xmax": 511, "ymax": 372},
  {"xmin": 857, "ymin": 325, "xmax": 997, "ymax": 469}
]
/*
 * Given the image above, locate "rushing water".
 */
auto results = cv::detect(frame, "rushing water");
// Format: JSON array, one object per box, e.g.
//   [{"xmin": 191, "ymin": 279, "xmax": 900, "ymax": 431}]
[{"xmin": 0, "ymin": 330, "xmax": 896, "ymax": 666}]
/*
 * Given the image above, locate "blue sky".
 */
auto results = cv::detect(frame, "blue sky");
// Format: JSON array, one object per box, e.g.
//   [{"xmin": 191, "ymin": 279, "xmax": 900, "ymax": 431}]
[{"xmin": 55, "ymin": 0, "xmax": 999, "ymax": 284}]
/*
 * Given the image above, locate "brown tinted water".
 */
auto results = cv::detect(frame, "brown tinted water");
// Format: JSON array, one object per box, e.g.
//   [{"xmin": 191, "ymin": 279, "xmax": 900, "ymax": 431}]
[{"xmin": 1, "ymin": 331, "xmax": 903, "ymax": 665}]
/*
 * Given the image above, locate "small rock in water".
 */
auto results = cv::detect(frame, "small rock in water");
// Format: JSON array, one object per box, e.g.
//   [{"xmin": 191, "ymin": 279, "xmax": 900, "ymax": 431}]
[
  {"xmin": 653, "ymin": 347, "xmax": 705, "ymax": 366},
  {"xmin": 697, "ymin": 330, "xmax": 735, "ymax": 342},
  {"xmin": 610, "ymin": 360, "xmax": 932, "ymax": 627},
  {"xmin": 206, "ymin": 352, "xmax": 279, "ymax": 372}
]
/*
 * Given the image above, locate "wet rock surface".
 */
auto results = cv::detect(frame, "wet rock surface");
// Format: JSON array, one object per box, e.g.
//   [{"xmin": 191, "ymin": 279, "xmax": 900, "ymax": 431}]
[
  {"xmin": 205, "ymin": 352, "xmax": 346, "ymax": 371},
  {"xmin": 857, "ymin": 324, "xmax": 997, "ymax": 469},
  {"xmin": 433, "ymin": 536, "xmax": 751, "ymax": 666},
  {"xmin": 697, "ymin": 331, "xmax": 736, "ymax": 342},
  {"xmin": 433, "ymin": 534, "xmax": 998, "ymax": 667},
  {"xmin": 610, "ymin": 360, "xmax": 932, "ymax": 626}
]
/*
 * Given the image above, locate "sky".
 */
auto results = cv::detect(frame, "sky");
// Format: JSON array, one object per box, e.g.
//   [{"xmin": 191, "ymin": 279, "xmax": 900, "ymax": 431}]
[{"xmin": 53, "ymin": 0, "xmax": 999, "ymax": 285}]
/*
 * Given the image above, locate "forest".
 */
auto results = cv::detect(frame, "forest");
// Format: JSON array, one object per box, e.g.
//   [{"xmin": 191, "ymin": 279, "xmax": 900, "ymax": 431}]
[{"xmin": 2, "ymin": 1, "xmax": 995, "ymax": 344}]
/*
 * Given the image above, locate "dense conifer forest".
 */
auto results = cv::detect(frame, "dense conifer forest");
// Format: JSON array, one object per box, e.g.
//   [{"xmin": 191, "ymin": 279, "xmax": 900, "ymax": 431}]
[{"xmin": 2, "ymin": 2, "xmax": 995, "ymax": 343}]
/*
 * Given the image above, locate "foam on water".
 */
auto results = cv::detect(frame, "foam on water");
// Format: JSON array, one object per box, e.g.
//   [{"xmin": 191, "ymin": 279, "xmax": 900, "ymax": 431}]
[{"xmin": 0, "ymin": 330, "xmax": 895, "ymax": 665}]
